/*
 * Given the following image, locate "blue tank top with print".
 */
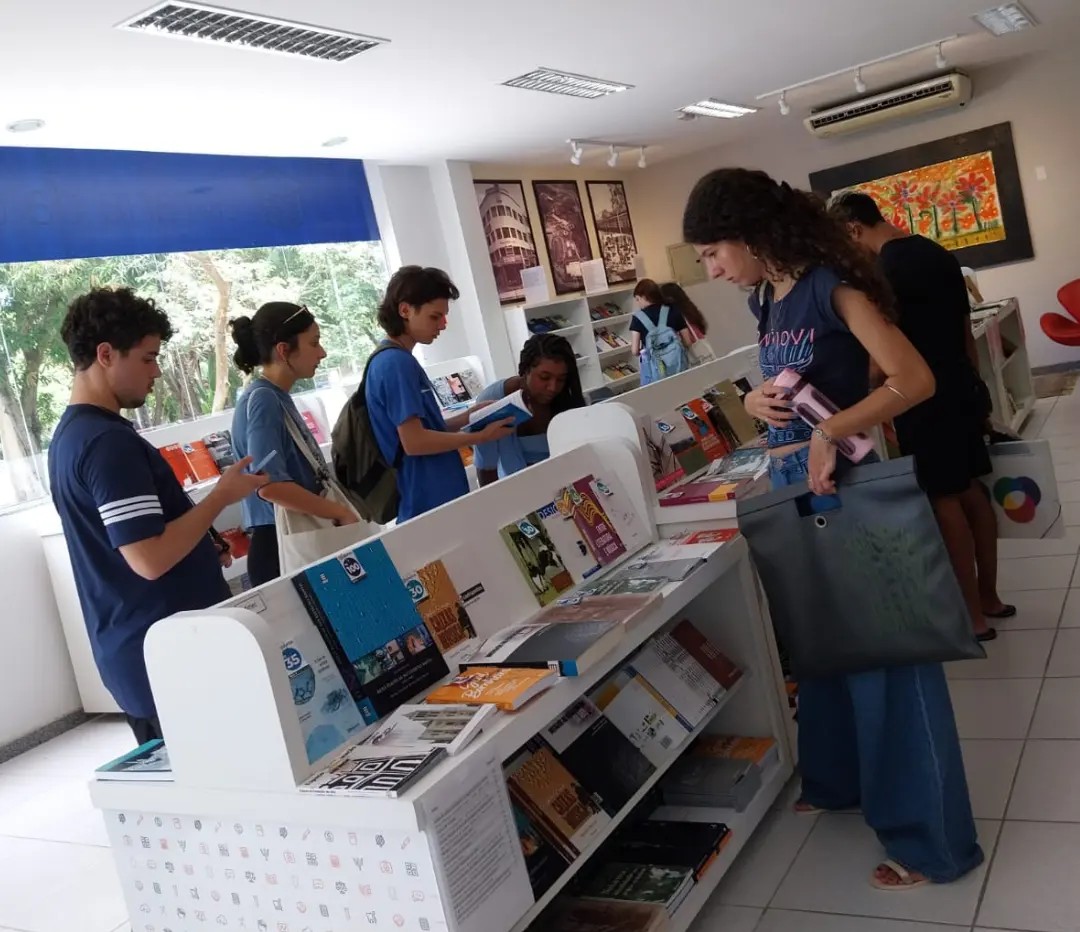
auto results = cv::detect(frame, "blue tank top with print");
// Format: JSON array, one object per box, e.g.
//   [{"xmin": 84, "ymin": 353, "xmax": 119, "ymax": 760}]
[{"xmin": 749, "ymin": 267, "xmax": 869, "ymax": 449}]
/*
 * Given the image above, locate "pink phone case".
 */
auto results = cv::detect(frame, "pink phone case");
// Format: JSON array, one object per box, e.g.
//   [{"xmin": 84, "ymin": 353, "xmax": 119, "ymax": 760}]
[{"xmin": 773, "ymin": 369, "xmax": 875, "ymax": 463}]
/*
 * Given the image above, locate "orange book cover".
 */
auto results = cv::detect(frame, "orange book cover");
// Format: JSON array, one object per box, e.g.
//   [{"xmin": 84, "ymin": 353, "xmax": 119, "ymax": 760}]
[
  {"xmin": 409, "ymin": 559, "xmax": 477, "ymax": 653},
  {"xmin": 694, "ymin": 735, "xmax": 775, "ymax": 766},
  {"xmin": 160, "ymin": 444, "xmax": 197, "ymax": 486},
  {"xmin": 181, "ymin": 440, "xmax": 220, "ymax": 482},
  {"xmin": 679, "ymin": 397, "xmax": 731, "ymax": 462},
  {"xmin": 424, "ymin": 666, "xmax": 555, "ymax": 711}
]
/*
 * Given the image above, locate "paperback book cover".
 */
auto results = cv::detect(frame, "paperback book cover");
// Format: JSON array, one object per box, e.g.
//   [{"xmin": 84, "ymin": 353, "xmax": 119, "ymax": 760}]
[
  {"xmin": 641, "ymin": 420, "xmax": 681, "ymax": 488},
  {"xmin": 406, "ymin": 559, "xmax": 478, "ymax": 653},
  {"xmin": 438, "ymin": 543, "xmax": 514, "ymax": 636},
  {"xmin": 511, "ymin": 801, "xmax": 571, "ymax": 899},
  {"xmin": 300, "ymin": 410, "xmax": 326, "ymax": 444},
  {"xmin": 462, "ymin": 621, "xmax": 623, "ymax": 677},
  {"xmin": 693, "ymin": 735, "xmax": 779, "ymax": 775},
  {"xmin": 614, "ymin": 820, "xmax": 731, "ymax": 880},
  {"xmin": 658, "ymin": 479, "xmax": 742, "ymax": 507},
  {"xmin": 540, "ymin": 698, "xmax": 655, "ymax": 815},
  {"xmin": 300, "ymin": 748, "xmax": 445, "ymax": 798},
  {"xmin": 703, "ymin": 381, "xmax": 761, "ymax": 446},
  {"xmin": 181, "ymin": 440, "xmax": 220, "ymax": 482},
  {"xmin": 539, "ymin": 593, "xmax": 660, "ymax": 631},
  {"xmin": 631, "ymin": 634, "xmax": 722, "ymax": 729},
  {"xmin": 613, "ymin": 558, "xmax": 704, "ymax": 584},
  {"xmin": 538, "ymin": 500, "xmax": 602, "ymax": 583},
  {"xmin": 466, "ymin": 389, "xmax": 533, "ymax": 432},
  {"xmin": 582, "ymin": 577, "xmax": 668, "ymax": 597},
  {"xmin": 704, "ymin": 447, "xmax": 769, "ymax": 482},
  {"xmin": 546, "ymin": 899, "xmax": 669, "ymax": 932},
  {"xmin": 505, "ymin": 738, "xmax": 611, "ymax": 861},
  {"xmin": 202, "ymin": 430, "xmax": 236, "ymax": 470},
  {"xmin": 678, "ymin": 398, "xmax": 730, "ymax": 462},
  {"xmin": 292, "ymin": 541, "xmax": 449, "ymax": 723},
  {"xmin": 95, "ymin": 739, "xmax": 172, "ymax": 782},
  {"xmin": 425, "ymin": 665, "xmax": 556, "ymax": 710},
  {"xmin": 579, "ymin": 862, "xmax": 695, "ymax": 914},
  {"xmin": 670, "ymin": 619, "xmax": 742, "ymax": 692},
  {"xmin": 590, "ymin": 667, "xmax": 691, "ymax": 767},
  {"xmin": 500, "ymin": 512, "xmax": 575, "ymax": 606},
  {"xmin": 654, "ymin": 412, "xmax": 709, "ymax": 479},
  {"xmin": 585, "ymin": 474, "xmax": 650, "ymax": 554},
  {"xmin": 457, "ymin": 368, "xmax": 484, "ymax": 398},
  {"xmin": 660, "ymin": 755, "xmax": 762, "ymax": 811},
  {"xmin": 681, "ymin": 528, "xmax": 739, "ymax": 545},
  {"xmin": 558, "ymin": 476, "xmax": 628, "ymax": 566},
  {"xmin": 359, "ymin": 703, "xmax": 495, "ymax": 756}
]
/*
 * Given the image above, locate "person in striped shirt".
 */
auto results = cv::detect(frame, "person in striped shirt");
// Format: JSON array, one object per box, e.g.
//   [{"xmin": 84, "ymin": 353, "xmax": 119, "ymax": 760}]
[{"xmin": 48, "ymin": 287, "xmax": 267, "ymax": 743}]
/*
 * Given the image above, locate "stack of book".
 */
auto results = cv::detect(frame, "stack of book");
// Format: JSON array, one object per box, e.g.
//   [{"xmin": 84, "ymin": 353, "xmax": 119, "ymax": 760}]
[
  {"xmin": 578, "ymin": 862, "xmax": 695, "ymax": 918},
  {"xmin": 603, "ymin": 363, "xmax": 638, "ymax": 382},
  {"xmin": 659, "ymin": 752, "xmax": 761, "ymax": 812},
  {"xmin": 95, "ymin": 739, "xmax": 172, "ymax": 782},
  {"xmin": 546, "ymin": 898, "xmax": 669, "ymax": 932},
  {"xmin": 528, "ymin": 314, "xmax": 573, "ymax": 334},
  {"xmin": 589, "ymin": 302, "xmax": 624, "ymax": 321},
  {"xmin": 300, "ymin": 746, "xmax": 446, "ymax": 798},
  {"xmin": 595, "ymin": 328, "xmax": 629, "ymax": 351}
]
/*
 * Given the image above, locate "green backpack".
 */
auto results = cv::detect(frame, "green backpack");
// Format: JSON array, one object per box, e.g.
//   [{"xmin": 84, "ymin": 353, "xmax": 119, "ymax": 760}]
[{"xmin": 331, "ymin": 343, "xmax": 406, "ymax": 524}]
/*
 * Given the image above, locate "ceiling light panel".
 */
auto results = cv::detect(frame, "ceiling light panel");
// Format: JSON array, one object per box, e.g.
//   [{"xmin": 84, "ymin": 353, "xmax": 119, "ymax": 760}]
[
  {"xmin": 678, "ymin": 99, "xmax": 757, "ymax": 119},
  {"xmin": 973, "ymin": 2, "xmax": 1038, "ymax": 35},
  {"xmin": 118, "ymin": 2, "xmax": 387, "ymax": 62},
  {"xmin": 502, "ymin": 67, "xmax": 633, "ymax": 99}
]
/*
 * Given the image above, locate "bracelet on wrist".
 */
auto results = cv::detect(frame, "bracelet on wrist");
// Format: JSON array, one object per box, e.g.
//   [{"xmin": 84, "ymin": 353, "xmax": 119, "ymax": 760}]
[{"xmin": 812, "ymin": 426, "xmax": 836, "ymax": 446}]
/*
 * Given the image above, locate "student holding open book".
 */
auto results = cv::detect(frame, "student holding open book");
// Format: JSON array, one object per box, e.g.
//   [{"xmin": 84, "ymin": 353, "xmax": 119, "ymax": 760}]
[{"xmin": 474, "ymin": 333, "xmax": 586, "ymax": 486}]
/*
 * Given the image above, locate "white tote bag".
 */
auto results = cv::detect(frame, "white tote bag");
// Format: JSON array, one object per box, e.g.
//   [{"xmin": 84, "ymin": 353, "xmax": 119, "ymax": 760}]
[
  {"xmin": 984, "ymin": 439, "xmax": 1063, "ymax": 539},
  {"xmin": 274, "ymin": 404, "xmax": 374, "ymax": 574}
]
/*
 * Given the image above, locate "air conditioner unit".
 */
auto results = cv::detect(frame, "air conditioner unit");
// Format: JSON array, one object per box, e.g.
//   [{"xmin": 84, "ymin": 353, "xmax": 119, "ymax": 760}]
[{"xmin": 804, "ymin": 72, "xmax": 972, "ymax": 138}]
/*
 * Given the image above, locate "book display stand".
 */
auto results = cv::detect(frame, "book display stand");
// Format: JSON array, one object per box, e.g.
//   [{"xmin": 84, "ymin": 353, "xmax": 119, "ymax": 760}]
[
  {"xmin": 89, "ymin": 379, "xmax": 795, "ymax": 931},
  {"xmin": 970, "ymin": 297, "xmax": 1035, "ymax": 432}
]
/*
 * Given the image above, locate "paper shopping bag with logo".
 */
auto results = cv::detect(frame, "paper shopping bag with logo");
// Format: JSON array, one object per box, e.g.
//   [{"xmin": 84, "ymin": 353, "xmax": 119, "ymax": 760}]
[
  {"xmin": 737, "ymin": 456, "xmax": 984, "ymax": 678},
  {"xmin": 985, "ymin": 440, "xmax": 1063, "ymax": 539}
]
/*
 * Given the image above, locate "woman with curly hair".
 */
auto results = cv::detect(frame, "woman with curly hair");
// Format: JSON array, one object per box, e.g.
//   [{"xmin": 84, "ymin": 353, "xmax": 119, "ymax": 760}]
[
  {"xmin": 683, "ymin": 168, "xmax": 982, "ymax": 890},
  {"xmin": 474, "ymin": 333, "xmax": 586, "ymax": 485}
]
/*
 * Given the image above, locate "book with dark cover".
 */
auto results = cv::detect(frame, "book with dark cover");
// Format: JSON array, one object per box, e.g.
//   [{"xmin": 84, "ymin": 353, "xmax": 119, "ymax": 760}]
[
  {"xmin": 505, "ymin": 738, "xmax": 611, "ymax": 862},
  {"xmin": 202, "ymin": 430, "xmax": 236, "ymax": 470},
  {"xmin": 500, "ymin": 512, "xmax": 575, "ymax": 607},
  {"xmin": 511, "ymin": 801, "xmax": 571, "ymax": 898},
  {"xmin": 614, "ymin": 820, "xmax": 730, "ymax": 880},
  {"xmin": 670, "ymin": 620, "xmax": 742, "ymax": 691},
  {"xmin": 546, "ymin": 899, "xmax": 669, "ymax": 932},
  {"xmin": 579, "ymin": 862, "xmax": 694, "ymax": 914},
  {"xmin": 292, "ymin": 542, "xmax": 448, "ymax": 724},
  {"xmin": 540, "ymin": 698, "xmax": 656, "ymax": 815},
  {"xmin": 462, "ymin": 621, "xmax": 623, "ymax": 677},
  {"xmin": 660, "ymin": 755, "xmax": 762, "ymax": 811},
  {"xmin": 300, "ymin": 748, "xmax": 445, "ymax": 798}
]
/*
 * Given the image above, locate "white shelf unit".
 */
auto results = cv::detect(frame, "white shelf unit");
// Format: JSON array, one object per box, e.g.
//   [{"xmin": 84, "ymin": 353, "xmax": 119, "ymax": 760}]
[
  {"xmin": 90, "ymin": 428, "xmax": 793, "ymax": 932},
  {"xmin": 503, "ymin": 286, "xmax": 640, "ymax": 398},
  {"xmin": 971, "ymin": 297, "xmax": 1036, "ymax": 432}
]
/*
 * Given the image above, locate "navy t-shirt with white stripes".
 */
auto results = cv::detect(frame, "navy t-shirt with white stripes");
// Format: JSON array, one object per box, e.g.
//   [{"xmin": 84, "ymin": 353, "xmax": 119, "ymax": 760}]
[{"xmin": 48, "ymin": 404, "xmax": 229, "ymax": 719}]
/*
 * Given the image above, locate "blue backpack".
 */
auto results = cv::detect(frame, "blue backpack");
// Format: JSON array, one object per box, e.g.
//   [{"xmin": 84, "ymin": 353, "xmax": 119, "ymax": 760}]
[{"xmin": 634, "ymin": 306, "xmax": 688, "ymax": 384}]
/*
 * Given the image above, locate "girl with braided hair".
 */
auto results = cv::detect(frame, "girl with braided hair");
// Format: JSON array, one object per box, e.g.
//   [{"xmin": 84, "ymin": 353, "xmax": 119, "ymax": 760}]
[
  {"xmin": 474, "ymin": 333, "xmax": 586, "ymax": 486},
  {"xmin": 683, "ymin": 168, "xmax": 981, "ymax": 890}
]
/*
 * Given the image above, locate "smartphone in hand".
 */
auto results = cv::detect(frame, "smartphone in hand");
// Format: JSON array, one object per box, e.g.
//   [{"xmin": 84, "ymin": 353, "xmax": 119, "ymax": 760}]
[{"xmin": 250, "ymin": 450, "xmax": 278, "ymax": 473}]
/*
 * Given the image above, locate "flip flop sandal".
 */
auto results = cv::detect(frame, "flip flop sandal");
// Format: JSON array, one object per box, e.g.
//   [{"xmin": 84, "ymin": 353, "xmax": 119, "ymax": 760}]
[
  {"xmin": 977, "ymin": 627, "xmax": 998, "ymax": 643},
  {"xmin": 793, "ymin": 799, "xmax": 824, "ymax": 814},
  {"xmin": 985, "ymin": 605, "xmax": 1017, "ymax": 619},
  {"xmin": 871, "ymin": 859, "xmax": 930, "ymax": 891}
]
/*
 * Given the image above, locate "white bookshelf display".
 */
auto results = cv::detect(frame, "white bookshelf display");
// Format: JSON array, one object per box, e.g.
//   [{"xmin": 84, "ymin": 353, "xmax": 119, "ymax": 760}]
[
  {"xmin": 971, "ymin": 297, "xmax": 1035, "ymax": 432},
  {"xmin": 90, "ymin": 428, "xmax": 794, "ymax": 931},
  {"xmin": 503, "ymin": 286, "xmax": 643, "ymax": 400}
]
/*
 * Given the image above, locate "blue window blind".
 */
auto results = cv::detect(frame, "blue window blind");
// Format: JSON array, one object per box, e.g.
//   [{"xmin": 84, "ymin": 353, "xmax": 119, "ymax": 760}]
[{"xmin": 0, "ymin": 147, "xmax": 380, "ymax": 264}]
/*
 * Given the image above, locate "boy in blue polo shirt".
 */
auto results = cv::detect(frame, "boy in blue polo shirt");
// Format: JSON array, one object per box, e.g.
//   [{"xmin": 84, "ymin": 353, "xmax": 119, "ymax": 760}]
[
  {"xmin": 365, "ymin": 266, "xmax": 514, "ymax": 522},
  {"xmin": 48, "ymin": 287, "xmax": 268, "ymax": 743}
]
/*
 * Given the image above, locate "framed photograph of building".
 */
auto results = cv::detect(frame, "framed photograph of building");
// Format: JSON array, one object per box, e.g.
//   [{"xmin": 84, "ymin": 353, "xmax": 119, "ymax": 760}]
[
  {"xmin": 585, "ymin": 181, "xmax": 638, "ymax": 285},
  {"xmin": 809, "ymin": 122, "xmax": 1033, "ymax": 268},
  {"xmin": 474, "ymin": 180, "xmax": 540, "ymax": 305},
  {"xmin": 532, "ymin": 180, "xmax": 594, "ymax": 295}
]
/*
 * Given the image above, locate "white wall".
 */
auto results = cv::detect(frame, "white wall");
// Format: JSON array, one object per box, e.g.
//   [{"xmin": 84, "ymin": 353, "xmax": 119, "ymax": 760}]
[
  {"xmin": 0, "ymin": 503, "xmax": 81, "ymax": 746},
  {"xmin": 626, "ymin": 48, "xmax": 1080, "ymax": 369}
]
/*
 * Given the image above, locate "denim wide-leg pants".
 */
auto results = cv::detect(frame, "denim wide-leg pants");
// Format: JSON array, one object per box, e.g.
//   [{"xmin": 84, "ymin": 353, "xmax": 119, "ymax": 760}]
[{"xmin": 769, "ymin": 447, "xmax": 983, "ymax": 883}]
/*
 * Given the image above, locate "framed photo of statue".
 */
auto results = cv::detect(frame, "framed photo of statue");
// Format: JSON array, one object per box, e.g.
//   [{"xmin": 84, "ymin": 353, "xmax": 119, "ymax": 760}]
[
  {"xmin": 585, "ymin": 180, "xmax": 638, "ymax": 285},
  {"xmin": 532, "ymin": 180, "xmax": 594, "ymax": 294}
]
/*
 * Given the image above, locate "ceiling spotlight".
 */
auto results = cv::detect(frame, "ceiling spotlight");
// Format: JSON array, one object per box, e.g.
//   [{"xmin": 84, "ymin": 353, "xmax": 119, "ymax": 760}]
[
  {"xmin": 607, "ymin": 145, "xmax": 619, "ymax": 168},
  {"xmin": 637, "ymin": 147, "xmax": 647, "ymax": 169},
  {"xmin": 6, "ymin": 118, "xmax": 45, "ymax": 134},
  {"xmin": 569, "ymin": 140, "xmax": 583, "ymax": 166},
  {"xmin": 321, "ymin": 136, "xmax": 348, "ymax": 148},
  {"xmin": 854, "ymin": 68, "xmax": 867, "ymax": 94},
  {"xmin": 778, "ymin": 92, "xmax": 791, "ymax": 116},
  {"xmin": 935, "ymin": 43, "xmax": 947, "ymax": 69}
]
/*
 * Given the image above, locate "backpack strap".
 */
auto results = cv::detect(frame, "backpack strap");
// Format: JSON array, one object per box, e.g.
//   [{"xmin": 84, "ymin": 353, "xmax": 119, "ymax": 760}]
[
  {"xmin": 246, "ymin": 387, "xmax": 331, "ymax": 486},
  {"xmin": 357, "ymin": 340, "xmax": 411, "ymax": 468},
  {"xmin": 632, "ymin": 309, "xmax": 657, "ymax": 333},
  {"xmin": 658, "ymin": 305, "xmax": 670, "ymax": 330}
]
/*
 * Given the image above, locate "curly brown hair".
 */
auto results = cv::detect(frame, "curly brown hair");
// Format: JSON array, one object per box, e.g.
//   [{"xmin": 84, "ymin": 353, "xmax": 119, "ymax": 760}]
[{"xmin": 682, "ymin": 168, "xmax": 895, "ymax": 319}]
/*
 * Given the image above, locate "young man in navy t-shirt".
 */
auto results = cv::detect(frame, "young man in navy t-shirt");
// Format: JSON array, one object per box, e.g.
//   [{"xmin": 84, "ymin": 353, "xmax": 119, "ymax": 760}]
[
  {"xmin": 364, "ymin": 266, "xmax": 514, "ymax": 521},
  {"xmin": 49, "ymin": 288, "xmax": 268, "ymax": 743}
]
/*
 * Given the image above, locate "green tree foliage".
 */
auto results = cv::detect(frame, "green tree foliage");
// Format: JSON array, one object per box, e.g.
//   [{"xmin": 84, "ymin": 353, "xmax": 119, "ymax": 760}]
[{"xmin": 0, "ymin": 242, "xmax": 388, "ymax": 504}]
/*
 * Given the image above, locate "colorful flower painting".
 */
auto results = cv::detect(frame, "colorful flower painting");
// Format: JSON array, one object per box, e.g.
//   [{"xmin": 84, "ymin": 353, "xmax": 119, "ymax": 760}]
[{"xmin": 841, "ymin": 152, "xmax": 1005, "ymax": 252}]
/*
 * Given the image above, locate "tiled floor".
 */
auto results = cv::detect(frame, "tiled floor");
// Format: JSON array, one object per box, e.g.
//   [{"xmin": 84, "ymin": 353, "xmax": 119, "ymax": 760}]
[
  {"xmin": 3, "ymin": 393, "xmax": 1080, "ymax": 932},
  {"xmin": 690, "ymin": 390, "xmax": 1080, "ymax": 932}
]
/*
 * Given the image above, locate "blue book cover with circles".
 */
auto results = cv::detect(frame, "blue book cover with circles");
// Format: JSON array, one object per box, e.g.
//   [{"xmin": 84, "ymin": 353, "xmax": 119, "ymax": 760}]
[{"xmin": 292, "ymin": 541, "xmax": 449, "ymax": 724}]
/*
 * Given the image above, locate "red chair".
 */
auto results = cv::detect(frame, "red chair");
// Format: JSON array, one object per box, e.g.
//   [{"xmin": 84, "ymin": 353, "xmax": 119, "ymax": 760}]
[{"xmin": 1040, "ymin": 279, "xmax": 1080, "ymax": 347}]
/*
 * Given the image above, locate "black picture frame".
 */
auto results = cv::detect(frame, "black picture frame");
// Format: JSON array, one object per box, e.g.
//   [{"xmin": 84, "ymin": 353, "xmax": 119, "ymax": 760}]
[
  {"xmin": 531, "ymin": 180, "xmax": 594, "ymax": 295},
  {"xmin": 809, "ymin": 121, "xmax": 1033, "ymax": 269},
  {"xmin": 585, "ymin": 180, "xmax": 638, "ymax": 285}
]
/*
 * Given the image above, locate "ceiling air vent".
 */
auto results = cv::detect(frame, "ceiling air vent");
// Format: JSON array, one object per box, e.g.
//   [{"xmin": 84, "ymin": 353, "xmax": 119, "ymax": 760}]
[
  {"xmin": 118, "ymin": 2, "xmax": 387, "ymax": 62},
  {"xmin": 502, "ymin": 67, "xmax": 633, "ymax": 99}
]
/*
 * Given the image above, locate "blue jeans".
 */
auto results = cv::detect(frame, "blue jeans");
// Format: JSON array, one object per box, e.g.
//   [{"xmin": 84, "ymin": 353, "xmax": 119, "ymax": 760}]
[{"xmin": 769, "ymin": 446, "xmax": 983, "ymax": 882}]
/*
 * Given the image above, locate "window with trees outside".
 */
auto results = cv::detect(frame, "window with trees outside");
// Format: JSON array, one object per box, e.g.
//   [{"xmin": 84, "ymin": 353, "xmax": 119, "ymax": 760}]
[{"xmin": 0, "ymin": 242, "xmax": 390, "ymax": 509}]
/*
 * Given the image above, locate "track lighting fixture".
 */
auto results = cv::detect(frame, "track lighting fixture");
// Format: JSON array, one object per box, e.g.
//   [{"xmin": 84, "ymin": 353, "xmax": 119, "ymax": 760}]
[
  {"xmin": 607, "ymin": 145, "xmax": 619, "ymax": 168},
  {"xmin": 637, "ymin": 147, "xmax": 647, "ymax": 169},
  {"xmin": 778, "ymin": 92, "xmax": 791, "ymax": 116},
  {"xmin": 854, "ymin": 68, "xmax": 867, "ymax": 94},
  {"xmin": 569, "ymin": 140, "xmax": 583, "ymax": 166}
]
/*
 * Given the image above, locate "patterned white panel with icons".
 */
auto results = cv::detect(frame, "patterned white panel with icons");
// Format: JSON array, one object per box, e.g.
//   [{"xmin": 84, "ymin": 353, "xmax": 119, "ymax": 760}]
[{"xmin": 106, "ymin": 809, "xmax": 447, "ymax": 932}]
